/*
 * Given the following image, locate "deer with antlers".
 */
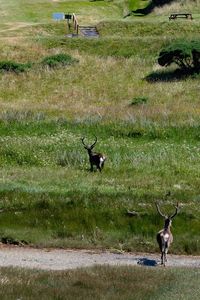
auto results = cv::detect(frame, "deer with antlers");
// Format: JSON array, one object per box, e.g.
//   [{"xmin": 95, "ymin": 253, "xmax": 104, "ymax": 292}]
[
  {"xmin": 155, "ymin": 202, "xmax": 180, "ymax": 266},
  {"xmin": 81, "ymin": 136, "xmax": 106, "ymax": 172}
]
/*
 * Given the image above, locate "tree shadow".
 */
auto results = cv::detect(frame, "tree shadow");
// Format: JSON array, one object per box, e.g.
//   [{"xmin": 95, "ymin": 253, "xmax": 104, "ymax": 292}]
[
  {"xmin": 124, "ymin": 0, "xmax": 175, "ymax": 17},
  {"xmin": 145, "ymin": 69, "xmax": 195, "ymax": 83},
  {"xmin": 137, "ymin": 257, "xmax": 158, "ymax": 267}
]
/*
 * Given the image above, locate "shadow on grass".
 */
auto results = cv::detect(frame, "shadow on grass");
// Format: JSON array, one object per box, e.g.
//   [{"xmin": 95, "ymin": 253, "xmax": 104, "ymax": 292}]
[
  {"xmin": 145, "ymin": 69, "xmax": 199, "ymax": 83},
  {"xmin": 137, "ymin": 257, "xmax": 158, "ymax": 267},
  {"xmin": 124, "ymin": 0, "xmax": 175, "ymax": 17}
]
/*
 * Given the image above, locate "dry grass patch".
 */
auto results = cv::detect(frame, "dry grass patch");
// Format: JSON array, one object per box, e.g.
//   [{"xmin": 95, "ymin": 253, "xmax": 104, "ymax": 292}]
[
  {"xmin": 0, "ymin": 48, "xmax": 200, "ymax": 124},
  {"xmin": 154, "ymin": 0, "xmax": 200, "ymax": 16}
]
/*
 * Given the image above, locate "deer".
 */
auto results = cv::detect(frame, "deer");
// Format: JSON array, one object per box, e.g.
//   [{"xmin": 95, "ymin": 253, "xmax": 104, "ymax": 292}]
[
  {"xmin": 155, "ymin": 202, "xmax": 180, "ymax": 266},
  {"xmin": 81, "ymin": 136, "xmax": 106, "ymax": 172}
]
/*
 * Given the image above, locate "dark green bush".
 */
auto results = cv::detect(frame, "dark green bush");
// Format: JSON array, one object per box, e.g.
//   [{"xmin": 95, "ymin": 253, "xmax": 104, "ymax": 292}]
[
  {"xmin": 158, "ymin": 40, "xmax": 200, "ymax": 71},
  {"xmin": 0, "ymin": 61, "xmax": 31, "ymax": 73},
  {"xmin": 130, "ymin": 97, "xmax": 148, "ymax": 105},
  {"xmin": 41, "ymin": 53, "xmax": 78, "ymax": 68}
]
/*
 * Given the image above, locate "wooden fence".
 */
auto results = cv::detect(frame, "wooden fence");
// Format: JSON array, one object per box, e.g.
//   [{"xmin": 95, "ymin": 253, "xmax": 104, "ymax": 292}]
[{"xmin": 72, "ymin": 13, "xmax": 79, "ymax": 35}]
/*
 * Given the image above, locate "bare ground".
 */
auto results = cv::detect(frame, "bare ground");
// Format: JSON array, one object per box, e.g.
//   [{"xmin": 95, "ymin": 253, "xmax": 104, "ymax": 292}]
[{"xmin": 0, "ymin": 245, "xmax": 200, "ymax": 270}]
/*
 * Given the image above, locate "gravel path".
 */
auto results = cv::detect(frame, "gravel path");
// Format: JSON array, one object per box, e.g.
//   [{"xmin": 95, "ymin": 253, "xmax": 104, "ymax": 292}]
[{"xmin": 0, "ymin": 245, "xmax": 200, "ymax": 270}]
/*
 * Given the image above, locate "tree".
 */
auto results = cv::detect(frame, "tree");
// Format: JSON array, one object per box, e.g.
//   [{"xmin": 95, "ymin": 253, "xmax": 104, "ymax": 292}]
[{"xmin": 158, "ymin": 40, "xmax": 200, "ymax": 72}]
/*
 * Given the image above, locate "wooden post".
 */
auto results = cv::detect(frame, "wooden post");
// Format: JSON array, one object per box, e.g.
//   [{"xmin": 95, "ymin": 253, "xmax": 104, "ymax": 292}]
[{"xmin": 72, "ymin": 13, "xmax": 79, "ymax": 35}]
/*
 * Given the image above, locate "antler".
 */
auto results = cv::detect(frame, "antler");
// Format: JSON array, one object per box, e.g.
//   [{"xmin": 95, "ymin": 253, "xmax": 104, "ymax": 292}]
[
  {"xmin": 155, "ymin": 202, "xmax": 166, "ymax": 218},
  {"xmin": 81, "ymin": 136, "xmax": 97, "ymax": 149},
  {"xmin": 81, "ymin": 137, "xmax": 88, "ymax": 148},
  {"xmin": 170, "ymin": 202, "xmax": 180, "ymax": 219},
  {"xmin": 90, "ymin": 136, "xmax": 97, "ymax": 149}
]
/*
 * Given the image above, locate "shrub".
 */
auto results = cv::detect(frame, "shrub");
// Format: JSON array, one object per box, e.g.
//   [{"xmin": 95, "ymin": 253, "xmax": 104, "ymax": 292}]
[
  {"xmin": 158, "ymin": 40, "xmax": 200, "ymax": 72},
  {"xmin": 0, "ymin": 61, "xmax": 31, "ymax": 73},
  {"xmin": 130, "ymin": 97, "xmax": 148, "ymax": 105},
  {"xmin": 41, "ymin": 53, "xmax": 78, "ymax": 68}
]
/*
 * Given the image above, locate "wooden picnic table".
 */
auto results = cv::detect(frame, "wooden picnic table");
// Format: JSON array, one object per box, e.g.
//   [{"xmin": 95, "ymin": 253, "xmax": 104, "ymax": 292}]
[{"xmin": 169, "ymin": 13, "xmax": 193, "ymax": 20}]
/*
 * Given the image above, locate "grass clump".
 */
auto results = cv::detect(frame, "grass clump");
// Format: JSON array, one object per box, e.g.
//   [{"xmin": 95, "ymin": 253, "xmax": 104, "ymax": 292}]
[
  {"xmin": 56, "ymin": 150, "xmax": 84, "ymax": 167},
  {"xmin": 41, "ymin": 53, "xmax": 78, "ymax": 68},
  {"xmin": 130, "ymin": 96, "xmax": 148, "ymax": 105},
  {"xmin": 0, "ymin": 61, "xmax": 31, "ymax": 73}
]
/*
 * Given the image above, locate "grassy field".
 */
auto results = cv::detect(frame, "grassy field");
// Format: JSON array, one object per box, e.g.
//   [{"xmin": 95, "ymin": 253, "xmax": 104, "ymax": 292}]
[
  {"xmin": 0, "ymin": 0, "xmax": 200, "ymax": 255},
  {"xmin": 0, "ymin": 265, "xmax": 200, "ymax": 299}
]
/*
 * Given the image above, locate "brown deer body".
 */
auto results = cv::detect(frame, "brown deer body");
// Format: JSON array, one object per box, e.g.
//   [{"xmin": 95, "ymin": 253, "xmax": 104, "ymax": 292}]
[
  {"xmin": 81, "ymin": 137, "xmax": 106, "ymax": 172},
  {"xmin": 156, "ymin": 202, "xmax": 180, "ymax": 266}
]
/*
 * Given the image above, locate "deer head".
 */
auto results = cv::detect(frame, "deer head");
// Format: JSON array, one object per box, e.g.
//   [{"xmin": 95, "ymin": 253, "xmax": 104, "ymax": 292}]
[{"xmin": 155, "ymin": 202, "xmax": 180, "ymax": 228}]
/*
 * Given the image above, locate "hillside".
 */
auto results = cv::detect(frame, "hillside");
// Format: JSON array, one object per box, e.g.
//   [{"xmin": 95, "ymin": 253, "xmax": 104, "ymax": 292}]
[{"xmin": 0, "ymin": 0, "xmax": 199, "ymax": 255}]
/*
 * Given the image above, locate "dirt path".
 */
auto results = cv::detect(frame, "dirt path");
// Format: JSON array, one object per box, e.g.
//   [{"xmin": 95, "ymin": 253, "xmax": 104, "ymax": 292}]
[{"xmin": 0, "ymin": 245, "xmax": 200, "ymax": 270}]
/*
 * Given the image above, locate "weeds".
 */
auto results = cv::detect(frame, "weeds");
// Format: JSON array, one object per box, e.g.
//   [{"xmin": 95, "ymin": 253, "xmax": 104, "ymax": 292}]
[
  {"xmin": 41, "ymin": 53, "xmax": 78, "ymax": 68},
  {"xmin": 56, "ymin": 150, "xmax": 84, "ymax": 167},
  {"xmin": 0, "ymin": 61, "xmax": 31, "ymax": 73},
  {"xmin": 130, "ymin": 96, "xmax": 148, "ymax": 105}
]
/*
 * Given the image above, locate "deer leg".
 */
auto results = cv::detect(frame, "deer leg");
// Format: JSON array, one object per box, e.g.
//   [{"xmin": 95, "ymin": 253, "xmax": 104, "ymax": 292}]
[
  {"xmin": 163, "ymin": 253, "xmax": 167, "ymax": 267},
  {"xmin": 97, "ymin": 165, "xmax": 102, "ymax": 172},
  {"xmin": 101, "ymin": 161, "xmax": 105, "ymax": 169},
  {"xmin": 161, "ymin": 252, "xmax": 164, "ymax": 265},
  {"xmin": 162, "ymin": 242, "xmax": 168, "ymax": 266},
  {"xmin": 98, "ymin": 160, "xmax": 103, "ymax": 172},
  {"xmin": 164, "ymin": 243, "xmax": 168, "ymax": 262},
  {"xmin": 165, "ymin": 252, "xmax": 168, "ymax": 262},
  {"xmin": 161, "ymin": 241, "xmax": 166, "ymax": 265},
  {"xmin": 90, "ymin": 163, "xmax": 94, "ymax": 172}
]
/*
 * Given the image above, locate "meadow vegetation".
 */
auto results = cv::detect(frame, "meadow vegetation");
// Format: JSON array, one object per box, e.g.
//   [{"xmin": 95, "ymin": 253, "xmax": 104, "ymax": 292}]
[
  {"xmin": 0, "ymin": 265, "xmax": 200, "ymax": 299},
  {"xmin": 0, "ymin": 0, "xmax": 200, "ymax": 255}
]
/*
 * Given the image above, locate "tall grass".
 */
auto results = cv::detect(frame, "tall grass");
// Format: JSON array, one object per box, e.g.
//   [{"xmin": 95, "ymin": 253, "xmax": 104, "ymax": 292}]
[
  {"xmin": 0, "ymin": 265, "xmax": 200, "ymax": 300},
  {"xmin": 0, "ymin": 43, "xmax": 200, "ymax": 124},
  {"xmin": 154, "ymin": 0, "xmax": 200, "ymax": 16}
]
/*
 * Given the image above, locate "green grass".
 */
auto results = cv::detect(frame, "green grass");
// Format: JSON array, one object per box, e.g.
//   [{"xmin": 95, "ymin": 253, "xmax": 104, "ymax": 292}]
[
  {"xmin": 0, "ymin": 120, "xmax": 199, "ymax": 252},
  {"xmin": 0, "ymin": 0, "xmax": 200, "ymax": 253},
  {"xmin": 0, "ymin": 0, "xmax": 122, "ymax": 24},
  {"xmin": 0, "ymin": 265, "xmax": 200, "ymax": 300}
]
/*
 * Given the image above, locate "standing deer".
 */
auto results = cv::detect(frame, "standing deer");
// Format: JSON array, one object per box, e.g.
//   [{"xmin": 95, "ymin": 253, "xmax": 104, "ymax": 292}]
[
  {"xmin": 156, "ymin": 202, "xmax": 180, "ymax": 266},
  {"xmin": 81, "ymin": 136, "xmax": 106, "ymax": 172}
]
